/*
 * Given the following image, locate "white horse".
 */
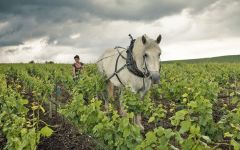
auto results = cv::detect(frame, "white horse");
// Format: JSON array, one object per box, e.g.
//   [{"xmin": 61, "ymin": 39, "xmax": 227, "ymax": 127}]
[{"xmin": 97, "ymin": 34, "xmax": 162, "ymax": 130}]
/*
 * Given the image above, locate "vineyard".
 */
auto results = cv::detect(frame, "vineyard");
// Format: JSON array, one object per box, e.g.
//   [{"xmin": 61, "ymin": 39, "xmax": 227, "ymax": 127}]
[{"xmin": 0, "ymin": 62, "xmax": 240, "ymax": 150}]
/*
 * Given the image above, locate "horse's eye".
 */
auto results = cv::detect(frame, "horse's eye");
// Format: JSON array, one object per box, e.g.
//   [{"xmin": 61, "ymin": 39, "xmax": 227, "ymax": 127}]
[
  {"xmin": 158, "ymin": 53, "xmax": 161, "ymax": 57},
  {"xmin": 144, "ymin": 53, "xmax": 148, "ymax": 58}
]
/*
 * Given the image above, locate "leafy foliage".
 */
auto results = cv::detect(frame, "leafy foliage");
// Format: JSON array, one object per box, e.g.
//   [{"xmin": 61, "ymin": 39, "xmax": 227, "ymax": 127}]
[{"xmin": 0, "ymin": 62, "xmax": 240, "ymax": 149}]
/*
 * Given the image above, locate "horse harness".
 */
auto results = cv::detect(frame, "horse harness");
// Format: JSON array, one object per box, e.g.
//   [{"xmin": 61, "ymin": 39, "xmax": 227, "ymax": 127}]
[{"xmin": 107, "ymin": 34, "xmax": 150, "ymax": 91}]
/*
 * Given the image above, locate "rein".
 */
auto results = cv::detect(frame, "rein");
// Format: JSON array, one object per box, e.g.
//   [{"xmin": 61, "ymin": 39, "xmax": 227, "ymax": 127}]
[{"xmin": 106, "ymin": 34, "xmax": 150, "ymax": 90}]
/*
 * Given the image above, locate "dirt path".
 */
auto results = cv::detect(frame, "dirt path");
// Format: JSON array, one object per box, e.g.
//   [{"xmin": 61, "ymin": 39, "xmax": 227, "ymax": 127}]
[
  {"xmin": 0, "ymin": 131, "xmax": 7, "ymax": 150},
  {"xmin": 36, "ymin": 85, "xmax": 99, "ymax": 150},
  {"xmin": 21, "ymin": 84, "xmax": 99, "ymax": 150},
  {"xmin": 37, "ymin": 113, "xmax": 97, "ymax": 150}
]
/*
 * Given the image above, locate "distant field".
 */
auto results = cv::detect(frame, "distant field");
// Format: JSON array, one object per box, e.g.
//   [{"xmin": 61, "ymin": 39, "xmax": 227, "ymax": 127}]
[{"xmin": 164, "ymin": 55, "xmax": 240, "ymax": 63}]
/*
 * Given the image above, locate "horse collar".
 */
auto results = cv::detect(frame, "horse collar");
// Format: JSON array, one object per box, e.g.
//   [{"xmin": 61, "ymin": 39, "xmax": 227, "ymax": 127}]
[
  {"xmin": 106, "ymin": 35, "xmax": 150, "ymax": 86},
  {"xmin": 126, "ymin": 38, "xmax": 150, "ymax": 78}
]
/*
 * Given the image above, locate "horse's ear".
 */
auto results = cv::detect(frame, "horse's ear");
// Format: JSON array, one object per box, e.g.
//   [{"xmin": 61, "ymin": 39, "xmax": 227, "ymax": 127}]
[
  {"xmin": 156, "ymin": 34, "xmax": 162, "ymax": 44},
  {"xmin": 142, "ymin": 35, "xmax": 147, "ymax": 45}
]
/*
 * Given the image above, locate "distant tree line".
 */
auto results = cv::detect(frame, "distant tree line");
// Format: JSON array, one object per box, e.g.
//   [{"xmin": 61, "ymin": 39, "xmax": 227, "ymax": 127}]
[{"xmin": 28, "ymin": 60, "xmax": 54, "ymax": 64}]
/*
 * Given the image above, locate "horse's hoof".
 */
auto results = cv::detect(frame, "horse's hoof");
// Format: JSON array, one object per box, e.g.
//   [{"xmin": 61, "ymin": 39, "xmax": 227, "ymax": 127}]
[
  {"xmin": 104, "ymin": 106, "xmax": 109, "ymax": 112},
  {"xmin": 119, "ymin": 110, "xmax": 127, "ymax": 117},
  {"xmin": 137, "ymin": 123, "xmax": 144, "ymax": 131}
]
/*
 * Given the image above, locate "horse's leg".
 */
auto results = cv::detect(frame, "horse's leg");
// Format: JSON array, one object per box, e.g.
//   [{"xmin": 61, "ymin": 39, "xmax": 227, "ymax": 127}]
[
  {"xmin": 134, "ymin": 114, "xmax": 144, "ymax": 130},
  {"xmin": 134, "ymin": 91, "xmax": 146, "ymax": 130},
  {"xmin": 118, "ymin": 89, "xmax": 127, "ymax": 116},
  {"xmin": 106, "ymin": 81, "xmax": 114, "ymax": 111},
  {"xmin": 119, "ymin": 101, "xmax": 127, "ymax": 116}
]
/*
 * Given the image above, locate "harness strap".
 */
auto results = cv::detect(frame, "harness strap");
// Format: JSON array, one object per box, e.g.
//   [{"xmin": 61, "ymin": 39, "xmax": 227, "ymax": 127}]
[
  {"xmin": 137, "ymin": 77, "xmax": 146, "ymax": 93},
  {"xmin": 114, "ymin": 53, "xmax": 124, "ymax": 85},
  {"xmin": 115, "ymin": 46, "xmax": 127, "ymax": 60},
  {"xmin": 106, "ymin": 51, "xmax": 127, "ymax": 86}
]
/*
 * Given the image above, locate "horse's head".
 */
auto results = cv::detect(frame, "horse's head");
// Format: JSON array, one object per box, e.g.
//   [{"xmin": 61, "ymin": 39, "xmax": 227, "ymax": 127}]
[{"xmin": 133, "ymin": 34, "xmax": 162, "ymax": 84}]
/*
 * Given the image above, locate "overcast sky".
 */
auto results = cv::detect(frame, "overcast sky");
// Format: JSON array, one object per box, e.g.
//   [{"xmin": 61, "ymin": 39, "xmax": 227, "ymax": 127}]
[{"xmin": 0, "ymin": 0, "xmax": 239, "ymax": 63}]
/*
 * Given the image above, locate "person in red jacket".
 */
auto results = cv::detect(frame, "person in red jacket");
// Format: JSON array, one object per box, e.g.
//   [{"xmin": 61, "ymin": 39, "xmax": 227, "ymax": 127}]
[{"xmin": 72, "ymin": 55, "xmax": 84, "ymax": 80}]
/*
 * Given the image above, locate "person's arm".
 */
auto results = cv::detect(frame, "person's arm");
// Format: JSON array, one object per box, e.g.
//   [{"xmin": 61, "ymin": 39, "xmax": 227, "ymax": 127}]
[{"xmin": 80, "ymin": 62, "xmax": 84, "ymax": 69}]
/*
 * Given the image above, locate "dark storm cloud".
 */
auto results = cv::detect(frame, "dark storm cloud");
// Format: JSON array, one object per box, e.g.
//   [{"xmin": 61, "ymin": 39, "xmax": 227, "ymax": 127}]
[
  {"xmin": 4, "ymin": 48, "xmax": 18, "ymax": 54},
  {"xmin": 0, "ymin": 23, "xmax": 22, "ymax": 38},
  {"xmin": 0, "ymin": 0, "xmax": 219, "ymax": 47},
  {"xmin": 0, "ymin": 22, "xmax": 23, "ymax": 46},
  {"xmin": 0, "ymin": 40, "xmax": 23, "ymax": 47},
  {"xmin": 2, "ymin": 45, "xmax": 31, "ymax": 54},
  {"xmin": 0, "ymin": 0, "xmax": 218, "ymax": 21}
]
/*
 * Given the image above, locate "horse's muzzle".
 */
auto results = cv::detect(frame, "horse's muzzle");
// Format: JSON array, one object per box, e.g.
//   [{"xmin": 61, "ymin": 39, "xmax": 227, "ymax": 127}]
[{"xmin": 150, "ymin": 72, "xmax": 160, "ymax": 84}]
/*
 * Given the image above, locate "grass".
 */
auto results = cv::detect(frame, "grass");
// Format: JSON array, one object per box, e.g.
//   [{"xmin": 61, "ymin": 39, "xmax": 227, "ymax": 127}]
[{"xmin": 163, "ymin": 55, "xmax": 240, "ymax": 63}]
